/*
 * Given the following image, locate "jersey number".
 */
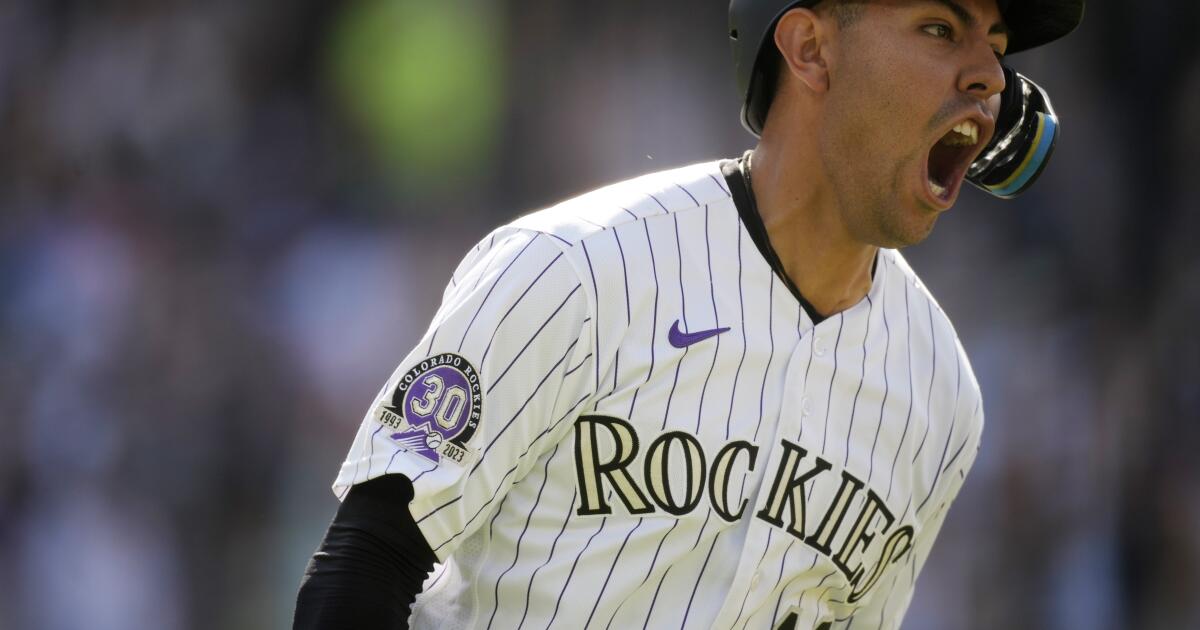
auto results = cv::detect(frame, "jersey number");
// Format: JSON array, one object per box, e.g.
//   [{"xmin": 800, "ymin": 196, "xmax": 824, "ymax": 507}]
[{"xmin": 409, "ymin": 375, "xmax": 468, "ymax": 429}]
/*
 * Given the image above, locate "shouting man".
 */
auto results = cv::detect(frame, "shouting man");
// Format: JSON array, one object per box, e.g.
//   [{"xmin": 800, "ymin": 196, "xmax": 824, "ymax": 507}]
[{"xmin": 295, "ymin": 1, "xmax": 1083, "ymax": 628}]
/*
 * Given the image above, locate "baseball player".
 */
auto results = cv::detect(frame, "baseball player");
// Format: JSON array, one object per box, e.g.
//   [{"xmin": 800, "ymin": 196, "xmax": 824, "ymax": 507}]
[{"xmin": 294, "ymin": 1, "xmax": 1083, "ymax": 628}]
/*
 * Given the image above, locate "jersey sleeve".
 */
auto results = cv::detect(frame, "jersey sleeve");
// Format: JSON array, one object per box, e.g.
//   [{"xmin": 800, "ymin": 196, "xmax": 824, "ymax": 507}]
[
  {"xmin": 332, "ymin": 227, "xmax": 596, "ymax": 561},
  {"xmin": 841, "ymin": 393, "xmax": 985, "ymax": 629}
]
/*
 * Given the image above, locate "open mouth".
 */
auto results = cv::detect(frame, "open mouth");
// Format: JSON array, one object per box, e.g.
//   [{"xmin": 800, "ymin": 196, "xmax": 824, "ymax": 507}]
[{"xmin": 924, "ymin": 120, "xmax": 982, "ymax": 202}]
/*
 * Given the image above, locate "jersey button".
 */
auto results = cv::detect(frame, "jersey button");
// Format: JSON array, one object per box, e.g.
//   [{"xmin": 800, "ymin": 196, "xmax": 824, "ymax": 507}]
[
  {"xmin": 801, "ymin": 396, "xmax": 812, "ymax": 417},
  {"xmin": 814, "ymin": 336, "xmax": 827, "ymax": 357},
  {"xmin": 750, "ymin": 571, "xmax": 762, "ymax": 589}
]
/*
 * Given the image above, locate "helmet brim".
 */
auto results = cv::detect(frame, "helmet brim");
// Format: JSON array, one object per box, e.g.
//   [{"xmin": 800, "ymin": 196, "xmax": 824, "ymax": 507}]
[{"xmin": 1002, "ymin": 0, "xmax": 1086, "ymax": 54}]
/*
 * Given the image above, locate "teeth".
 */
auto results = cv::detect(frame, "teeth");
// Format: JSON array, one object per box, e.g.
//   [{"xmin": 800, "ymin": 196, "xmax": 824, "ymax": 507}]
[
  {"xmin": 950, "ymin": 120, "xmax": 979, "ymax": 145},
  {"xmin": 961, "ymin": 120, "xmax": 980, "ymax": 145},
  {"xmin": 939, "ymin": 120, "xmax": 980, "ymax": 147},
  {"xmin": 929, "ymin": 179, "xmax": 947, "ymax": 197}
]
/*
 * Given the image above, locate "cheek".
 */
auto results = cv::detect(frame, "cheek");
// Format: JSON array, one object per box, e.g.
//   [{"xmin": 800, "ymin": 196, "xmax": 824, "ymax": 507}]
[
  {"xmin": 823, "ymin": 52, "xmax": 939, "ymax": 192},
  {"xmin": 835, "ymin": 63, "xmax": 922, "ymax": 155},
  {"xmin": 825, "ymin": 76, "xmax": 891, "ymax": 158}
]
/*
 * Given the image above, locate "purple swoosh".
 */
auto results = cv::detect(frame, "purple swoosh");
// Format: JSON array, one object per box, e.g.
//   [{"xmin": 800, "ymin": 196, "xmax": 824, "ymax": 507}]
[{"xmin": 668, "ymin": 319, "xmax": 730, "ymax": 348}]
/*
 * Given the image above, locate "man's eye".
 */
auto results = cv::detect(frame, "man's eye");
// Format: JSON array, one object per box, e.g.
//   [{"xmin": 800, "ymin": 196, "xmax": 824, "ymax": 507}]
[{"xmin": 922, "ymin": 24, "xmax": 952, "ymax": 39}]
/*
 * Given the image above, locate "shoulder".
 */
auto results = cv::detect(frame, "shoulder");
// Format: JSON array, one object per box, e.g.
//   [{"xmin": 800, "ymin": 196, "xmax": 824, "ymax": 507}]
[
  {"xmin": 443, "ymin": 159, "xmax": 734, "ymax": 321},
  {"xmin": 879, "ymin": 250, "xmax": 983, "ymax": 406},
  {"xmin": 507, "ymin": 160, "xmax": 733, "ymax": 247}
]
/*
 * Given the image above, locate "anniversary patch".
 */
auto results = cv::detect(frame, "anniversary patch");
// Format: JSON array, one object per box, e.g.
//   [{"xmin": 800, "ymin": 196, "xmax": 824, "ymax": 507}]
[{"xmin": 374, "ymin": 353, "xmax": 482, "ymax": 465}]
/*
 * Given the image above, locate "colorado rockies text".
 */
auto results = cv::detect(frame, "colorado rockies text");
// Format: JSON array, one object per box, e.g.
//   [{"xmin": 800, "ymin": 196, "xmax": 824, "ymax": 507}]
[{"xmin": 574, "ymin": 414, "xmax": 915, "ymax": 603}]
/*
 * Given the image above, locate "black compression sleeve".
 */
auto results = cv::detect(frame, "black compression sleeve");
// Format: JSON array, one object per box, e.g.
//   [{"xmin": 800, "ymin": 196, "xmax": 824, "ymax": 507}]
[{"xmin": 293, "ymin": 474, "xmax": 437, "ymax": 630}]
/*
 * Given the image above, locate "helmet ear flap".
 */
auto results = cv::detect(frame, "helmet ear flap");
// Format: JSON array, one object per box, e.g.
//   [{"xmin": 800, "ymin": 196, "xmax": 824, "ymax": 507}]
[
  {"xmin": 731, "ymin": 0, "xmax": 814, "ymax": 136},
  {"xmin": 744, "ymin": 46, "xmax": 783, "ymax": 137},
  {"xmin": 966, "ymin": 66, "xmax": 1060, "ymax": 198}
]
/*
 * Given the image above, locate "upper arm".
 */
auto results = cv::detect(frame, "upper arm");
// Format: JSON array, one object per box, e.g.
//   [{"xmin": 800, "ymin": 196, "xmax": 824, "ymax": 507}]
[{"xmin": 332, "ymin": 228, "xmax": 597, "ymax": 560}]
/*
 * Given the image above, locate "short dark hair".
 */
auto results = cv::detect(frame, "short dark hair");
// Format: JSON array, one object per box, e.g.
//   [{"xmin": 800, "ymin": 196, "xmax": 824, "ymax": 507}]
[{"xmin": 826, "ymin": 0, "xmax": 866, "ymax": 28}]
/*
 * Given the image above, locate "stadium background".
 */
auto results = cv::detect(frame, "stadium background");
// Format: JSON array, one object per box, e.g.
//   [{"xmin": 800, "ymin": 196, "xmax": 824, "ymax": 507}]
[{"xmin": 1, "ymin": 1, "xmax": 1197, "ymax": 628}]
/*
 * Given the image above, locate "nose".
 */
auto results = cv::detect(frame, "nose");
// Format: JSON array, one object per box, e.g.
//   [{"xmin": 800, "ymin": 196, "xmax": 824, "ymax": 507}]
[{"xmin": 958, "ymin": 41, "xmax": 1006, "ymax": 102}]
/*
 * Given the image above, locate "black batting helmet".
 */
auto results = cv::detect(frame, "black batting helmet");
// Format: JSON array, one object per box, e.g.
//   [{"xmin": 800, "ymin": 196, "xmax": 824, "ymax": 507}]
[{"xmin": 729, "ymin": 0, "xmax": 1086, "ymax": 136}]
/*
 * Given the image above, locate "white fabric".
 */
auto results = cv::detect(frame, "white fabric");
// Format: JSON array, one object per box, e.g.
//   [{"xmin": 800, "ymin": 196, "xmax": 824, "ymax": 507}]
[{"xmin": 334, "ymin": 160, "xmax": 984, "ymax": 629}]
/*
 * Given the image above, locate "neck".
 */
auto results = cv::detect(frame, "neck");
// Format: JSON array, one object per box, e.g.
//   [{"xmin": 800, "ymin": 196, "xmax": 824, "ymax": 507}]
[{"xmin": 748, "ymin": 142, "xmax": 877, "ymax": 318}]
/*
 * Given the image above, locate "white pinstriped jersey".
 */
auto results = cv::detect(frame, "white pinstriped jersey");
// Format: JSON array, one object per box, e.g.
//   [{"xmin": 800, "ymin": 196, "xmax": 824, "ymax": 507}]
[{"xmin": 333, "ymin": 159, "xmax": 984, "ymax": 629}]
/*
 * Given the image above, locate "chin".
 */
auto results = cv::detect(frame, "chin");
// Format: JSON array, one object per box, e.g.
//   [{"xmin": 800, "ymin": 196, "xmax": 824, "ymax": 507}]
[
  {"xmin": 871, "ymin": 206, "xmax": 939, "ymax": 249},
  {"xmin": 853, "ymin": 171, "xmax": 944, "ymax": 248}
]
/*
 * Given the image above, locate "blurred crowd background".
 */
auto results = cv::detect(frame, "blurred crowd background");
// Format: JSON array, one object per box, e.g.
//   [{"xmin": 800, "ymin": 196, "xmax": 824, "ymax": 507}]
[{"xmin": 1, "ymin": 1, "xmax": 1197, "ymax": 628}]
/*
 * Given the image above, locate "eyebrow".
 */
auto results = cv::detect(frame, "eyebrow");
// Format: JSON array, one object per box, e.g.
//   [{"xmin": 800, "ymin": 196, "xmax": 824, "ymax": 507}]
[{"xmin": 924, "ymin": 0, "xmax": 1010, "ymax": 37}]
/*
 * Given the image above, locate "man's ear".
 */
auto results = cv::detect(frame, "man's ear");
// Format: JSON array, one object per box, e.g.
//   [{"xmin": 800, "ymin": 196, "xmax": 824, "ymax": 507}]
[{"xmin": 774, "ymin": 8, "xmax": 832, "ymax": 94}]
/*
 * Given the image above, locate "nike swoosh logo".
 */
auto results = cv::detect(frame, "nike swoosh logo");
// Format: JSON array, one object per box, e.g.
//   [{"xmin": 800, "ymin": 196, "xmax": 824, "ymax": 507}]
[{"xmin": 668, "ymin": 320, "xmax": 730, "ymax": 348}]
